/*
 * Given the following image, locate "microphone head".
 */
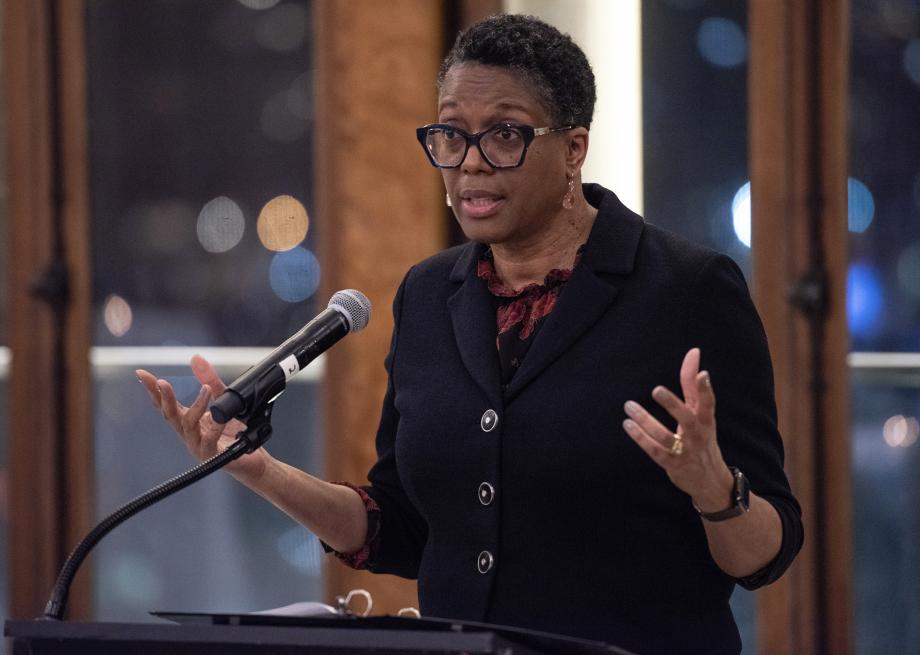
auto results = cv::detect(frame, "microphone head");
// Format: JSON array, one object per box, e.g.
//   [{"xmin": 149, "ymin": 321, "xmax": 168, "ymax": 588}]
[{"xmin": 328, "ymin": 289, "xmax": 371, "ymax": 332}]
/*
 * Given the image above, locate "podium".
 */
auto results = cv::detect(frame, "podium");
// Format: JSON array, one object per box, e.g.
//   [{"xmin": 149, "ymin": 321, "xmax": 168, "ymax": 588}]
[{"xmin": 5, "ymin": 614, "xmax": 635, "ymax": 654}]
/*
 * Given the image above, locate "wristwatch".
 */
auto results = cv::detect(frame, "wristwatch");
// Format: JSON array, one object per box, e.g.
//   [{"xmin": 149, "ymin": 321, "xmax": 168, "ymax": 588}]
[{"xmin": 694, "ymin": 467, "xmax": 750, "ymax": 522}]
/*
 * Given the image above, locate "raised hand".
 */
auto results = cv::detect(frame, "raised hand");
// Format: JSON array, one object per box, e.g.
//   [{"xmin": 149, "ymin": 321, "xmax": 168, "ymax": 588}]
[
  {"xmin": 621, "ymin": 347, "xmax": 734, "ymax": 512},
  {"xmin": 136, "ymin": 354, "xmax": 271, "ymax": 485}
]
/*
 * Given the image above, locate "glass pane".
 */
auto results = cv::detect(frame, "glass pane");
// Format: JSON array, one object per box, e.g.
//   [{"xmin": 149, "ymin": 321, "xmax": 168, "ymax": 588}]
[
  {"xmin": 849, "ymin": 1, "xmax": 920, "ymax": 653},
  {"xmin": 850, "ymin": 376, "xmax": 920, "ymax": 653},
  {"xmin": 848, "ymin": 0, "xmax": 920, "ymax": 353},
  {"xmin": 643, "ymin": 0, "xmax": 751, "ymax": 280},
  {"xmin": 94, "ymin": 366, "xmax": 322, "ymax": 617},
  {"xmin": 0, "ymin": 0, "xmax": 10, "ymax": 636},
  {"xmin": 86, "ymin": 0, "xmax": 321, "ymax": 620}
]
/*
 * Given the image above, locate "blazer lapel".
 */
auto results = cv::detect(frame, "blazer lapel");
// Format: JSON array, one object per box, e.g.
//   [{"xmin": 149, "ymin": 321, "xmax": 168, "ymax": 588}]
[
  {"xmin": 447, "ymin": 243, "xmax": 503, "ymax": 408},
  {"xmin": 505, "ymin": 186, "xmax": 645, "ymax": 400}
]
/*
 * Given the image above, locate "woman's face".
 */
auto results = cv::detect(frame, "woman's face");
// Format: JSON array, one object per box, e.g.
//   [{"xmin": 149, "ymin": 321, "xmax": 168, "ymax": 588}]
[{"xmin": 437, "ymin": 63, "xmax": 583, "ymax": 247}]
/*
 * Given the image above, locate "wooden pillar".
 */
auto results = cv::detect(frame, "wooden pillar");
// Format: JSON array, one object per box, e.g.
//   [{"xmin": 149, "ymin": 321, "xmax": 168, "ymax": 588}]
[
  {"xmin": 315, "ymin": 0, "xmax": 446, "ymax": 614},
  {"xmin": 5, "ymin": 0, "xmax": 93, "ymax": 619},
  {"xmin": 459, "ymin": 0, "xmax": 502, "ymax": 26},
  {"xmin": 749, "ymin": 1, "xmax": 852, "ymax": 653}
]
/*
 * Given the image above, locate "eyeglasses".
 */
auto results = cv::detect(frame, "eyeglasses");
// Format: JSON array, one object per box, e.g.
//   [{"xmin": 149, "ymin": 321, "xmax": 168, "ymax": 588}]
[{"xmin": 416, "ymin": 122, "xmax": 574, "ymax": 169}]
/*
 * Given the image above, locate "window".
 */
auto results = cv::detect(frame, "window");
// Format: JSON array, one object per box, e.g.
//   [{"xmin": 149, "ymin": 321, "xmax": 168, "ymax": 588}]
[
  {"xmin": 86, "ymin": 0, "xmax": 323, "ymax": 619},
  {"xmin": 848, "ymin": 1, "xmax": 920, "ymax": 652}
]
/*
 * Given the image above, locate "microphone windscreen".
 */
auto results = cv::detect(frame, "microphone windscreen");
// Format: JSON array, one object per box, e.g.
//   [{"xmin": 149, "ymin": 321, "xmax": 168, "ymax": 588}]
[{"xmin": 329, "ymin": 289, "xmax": 371, "ymax": 332}]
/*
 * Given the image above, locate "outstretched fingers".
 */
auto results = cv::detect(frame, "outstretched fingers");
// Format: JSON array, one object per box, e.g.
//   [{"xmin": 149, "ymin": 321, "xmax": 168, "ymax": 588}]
[
  {"xmin": 695, "ymin": 370, "xmax": 716, "ymax": 426},
  {"xmin": 624, "ymin": 400, "xmax": 681, "ymax": 452},
  {"xmin": 622, "ymin": 418, "xmax": 672, "ymax": 467},
  {"xmin": 191, "ymin": 355, "xmax": 226, "ymax": 395},
  {"xmin": 156, "ymin": 379, "xmax": 184, "ymax": 430},
  {"xmin": 679, "ymin": 348, "xmax": 701, "ymax": 411},
  {"xmin": 651, "ymin": 385, "xmax": 697, "ymax": 430},
  {"xmin": 136, "ymin": 369, "xmax": 163, "ymax": 409},
  {"xmin": 181, "ymin": 385, "xmax": 211, "ymax": 434}
]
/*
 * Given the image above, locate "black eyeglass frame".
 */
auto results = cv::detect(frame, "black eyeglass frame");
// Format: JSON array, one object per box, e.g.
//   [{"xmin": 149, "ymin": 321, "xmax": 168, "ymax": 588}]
[{"xmin": 415, "ymin": 122, "xmax": 575, "ymax": 169}]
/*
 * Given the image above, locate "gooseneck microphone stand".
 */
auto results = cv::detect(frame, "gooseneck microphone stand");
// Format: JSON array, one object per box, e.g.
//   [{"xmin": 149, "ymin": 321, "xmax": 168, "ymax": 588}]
[{"xmin": 43, "ymin": 401, "xmax": 277, "ymax": 621}]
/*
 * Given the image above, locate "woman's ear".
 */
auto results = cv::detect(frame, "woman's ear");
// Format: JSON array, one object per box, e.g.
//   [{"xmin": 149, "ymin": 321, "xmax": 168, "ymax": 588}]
[{"xmin": 565, "ymin": 127, "xmax": 590, "ymax": 176}]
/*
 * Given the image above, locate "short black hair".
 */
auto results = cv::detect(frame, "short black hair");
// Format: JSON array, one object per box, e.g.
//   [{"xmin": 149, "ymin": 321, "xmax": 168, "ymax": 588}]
[{"xmin": 438, "ymin": 14, "xmax": 596, "ymax": 129}]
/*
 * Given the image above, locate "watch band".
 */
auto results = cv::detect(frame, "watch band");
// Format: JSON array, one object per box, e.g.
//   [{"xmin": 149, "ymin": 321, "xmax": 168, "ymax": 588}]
[{"xmin": 694, "ymin": 467, "xmax": 750, "ymax": 522}]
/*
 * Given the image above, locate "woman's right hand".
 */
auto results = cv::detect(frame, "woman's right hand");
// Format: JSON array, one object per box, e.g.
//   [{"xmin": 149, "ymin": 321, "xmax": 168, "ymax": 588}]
[{"xmin": 136, "ymin": 354, "xmax": 271, "ymax": 485}]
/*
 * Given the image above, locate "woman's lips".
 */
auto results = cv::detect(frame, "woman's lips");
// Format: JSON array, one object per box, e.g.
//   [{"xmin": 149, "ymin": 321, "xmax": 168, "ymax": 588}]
[{"xmin": 460, "ymin": 195, "xmax": 505, "ymax": 218}]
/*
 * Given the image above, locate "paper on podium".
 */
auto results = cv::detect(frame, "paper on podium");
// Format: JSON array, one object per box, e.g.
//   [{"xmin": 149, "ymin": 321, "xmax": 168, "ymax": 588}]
[{"xmin": 250, "ymin": 601, "xmax": 339, "ymax": 617}]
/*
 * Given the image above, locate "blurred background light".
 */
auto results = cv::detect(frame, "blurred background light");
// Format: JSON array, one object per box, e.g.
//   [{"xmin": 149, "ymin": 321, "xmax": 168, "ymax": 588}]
[
  {"xmin": 896, "ymin": 241, "xmax": 920, "ymax": 298},
  {"xmin": 261, "ymin": 90, "xmax": 308, "ymax": 143},
  {"xmin": 731, "ymin": 181, "xmax": 751, "ymax": 247},
  {"xmin": 211, "ymin": 5, "xmax": 254, "ymax": 51},
  {"xmin": 237, "ymin": 0, "xmax": 282, "ymax": 10},
  {"xmin": 107, "ymin": 552, "xmax": 163, "ymax": 605},
  {"xmin": 276, "ymin": 526, "xmax": 323, "ymax": 576},
  {"xmin": 905, "ymin": 39, "xmax": 920, "ymax": 86},
  {"xmin": 882, "ymin": 414, "xmax": 920, "ymax": 448},
  {"xmin": 197, "ymin": 196, "xmax": 245, "ymax": 253},
  {"xmin": 257, "ymin": 195, "xmax": 309, "ymax": 251},
  {"xmin": 847, "ymin": 177, "xmax": 875, "ymax": 233},
  {"xmin": 103, "ymin": 294, "xmax": 133, "ymax": 338},
  {"xmin": 146, "ymin": 74, "xmax": 187, "ymax": 117},
  {"xmin": 269, "ymin": 247, "xmax": 321, "ymax": 303},
  {"xmin": 254, "ymin": 3, "xmax": 308, "ymax": 53},
  {"xmin": 286, "ymin": 72, "xmax": 313, "ymax": 121},
  {"xmin": 129, "ymin": 199, "xmax": 196, "ymax": 255},
  {"xmin": 847, "ymin": 262, "xmax": 885, "ymax": 337},
  {"xmin": 696, "ymin": 17, "xmax": 748, "ymax": 69},
  {"xmin": 880, "ymin": 0, "xmax": 920, "ymax": 39}
]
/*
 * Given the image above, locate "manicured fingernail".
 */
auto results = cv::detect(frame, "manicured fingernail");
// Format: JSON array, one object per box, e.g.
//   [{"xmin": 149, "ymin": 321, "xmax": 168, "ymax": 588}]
[
  {"xmin": 623, "ymin": 419, "xmax": 637, "ymax": 433},
  {"xmin": 624, "ymin": 401, "xmax": 639, "ymax": 416},
  {"xmin": 702, "ymin": 372, "xmax": 711, "ymax": 386}
]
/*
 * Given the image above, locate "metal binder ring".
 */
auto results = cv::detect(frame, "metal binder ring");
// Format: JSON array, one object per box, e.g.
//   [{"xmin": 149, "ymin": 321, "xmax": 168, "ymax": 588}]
[{"xmin": 336, "ymin": 588, "xmax": 373, "ymax": 617}]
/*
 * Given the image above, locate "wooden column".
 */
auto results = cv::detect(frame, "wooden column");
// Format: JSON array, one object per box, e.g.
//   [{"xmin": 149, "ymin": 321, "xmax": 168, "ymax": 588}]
[
  {"xmin": 5, "ymin": 0, "xmax": 93, "ymax": 619},
  {"xmin": 749, "ymin": 1, "xmax": 852, "ymax": 653},
  {"xmin": 315, "ymin": 0, "xmax": 446, "ymax": 614}
]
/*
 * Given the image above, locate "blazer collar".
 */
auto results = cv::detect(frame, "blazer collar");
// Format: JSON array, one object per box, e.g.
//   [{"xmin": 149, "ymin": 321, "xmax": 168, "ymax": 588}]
[{"xmin": 447, "ymin": 184, "xmax": 645, "ymax": 403}]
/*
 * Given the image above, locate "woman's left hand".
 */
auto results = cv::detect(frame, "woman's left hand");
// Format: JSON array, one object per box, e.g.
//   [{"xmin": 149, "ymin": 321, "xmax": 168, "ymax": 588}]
[{"xmin": 622, "ymin": 347, "xmax": 734, "ymax": 510}]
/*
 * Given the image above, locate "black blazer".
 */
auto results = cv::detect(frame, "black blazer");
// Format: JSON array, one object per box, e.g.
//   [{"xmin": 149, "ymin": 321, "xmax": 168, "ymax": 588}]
[{"xmin": 361, "ymin": 184, "xmax": 803, "ymax": 655}]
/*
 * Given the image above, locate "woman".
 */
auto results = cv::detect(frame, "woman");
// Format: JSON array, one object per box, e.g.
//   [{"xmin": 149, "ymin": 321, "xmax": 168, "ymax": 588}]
[{"xmin": 138, "ymin": 15, "xmax": 802, "ymax": 655}]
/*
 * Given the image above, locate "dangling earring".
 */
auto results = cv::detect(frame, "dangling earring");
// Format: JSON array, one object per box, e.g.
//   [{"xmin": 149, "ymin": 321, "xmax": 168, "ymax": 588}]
[
  {"xmin": 562, "ymin": 178, "xmax": 575, "ymax": 210},
  {"xmin": 446, "ymin": 193, "xmax": 452, "ymax": 207}
]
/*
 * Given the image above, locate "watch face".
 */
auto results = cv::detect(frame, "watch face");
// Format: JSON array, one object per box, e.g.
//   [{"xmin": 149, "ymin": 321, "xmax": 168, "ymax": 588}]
[{"xmin": 732, "ymin": 468, "xmax": 750, "ymax": 510}]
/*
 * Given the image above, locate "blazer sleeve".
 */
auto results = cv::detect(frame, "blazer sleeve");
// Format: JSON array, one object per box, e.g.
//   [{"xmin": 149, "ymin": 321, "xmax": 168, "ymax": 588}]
[
  {"xmin": 685, "ymin": 253, "xmax": 804, "ymax": 589},
  {"xmin": 359, "ymin": 270, "xmax": 429, "ymax": 579}
]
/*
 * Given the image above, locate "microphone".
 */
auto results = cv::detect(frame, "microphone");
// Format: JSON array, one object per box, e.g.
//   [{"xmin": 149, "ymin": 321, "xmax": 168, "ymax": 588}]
[{"xmin": 209, "ymin": 289, "xmax": 371, "ymax": 424}]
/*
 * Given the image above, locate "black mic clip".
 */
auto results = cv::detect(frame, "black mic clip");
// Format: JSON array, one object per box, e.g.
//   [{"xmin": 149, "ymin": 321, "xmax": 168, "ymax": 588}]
[{"xmin": 234, "ymin": 396, "xmax": 275, "ymax": 454}]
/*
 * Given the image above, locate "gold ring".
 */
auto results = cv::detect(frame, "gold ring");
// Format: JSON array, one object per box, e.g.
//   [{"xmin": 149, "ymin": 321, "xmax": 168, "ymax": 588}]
[{"xmin": 669, "ymin": 434, "xmax": 684, "ymax": 456}]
